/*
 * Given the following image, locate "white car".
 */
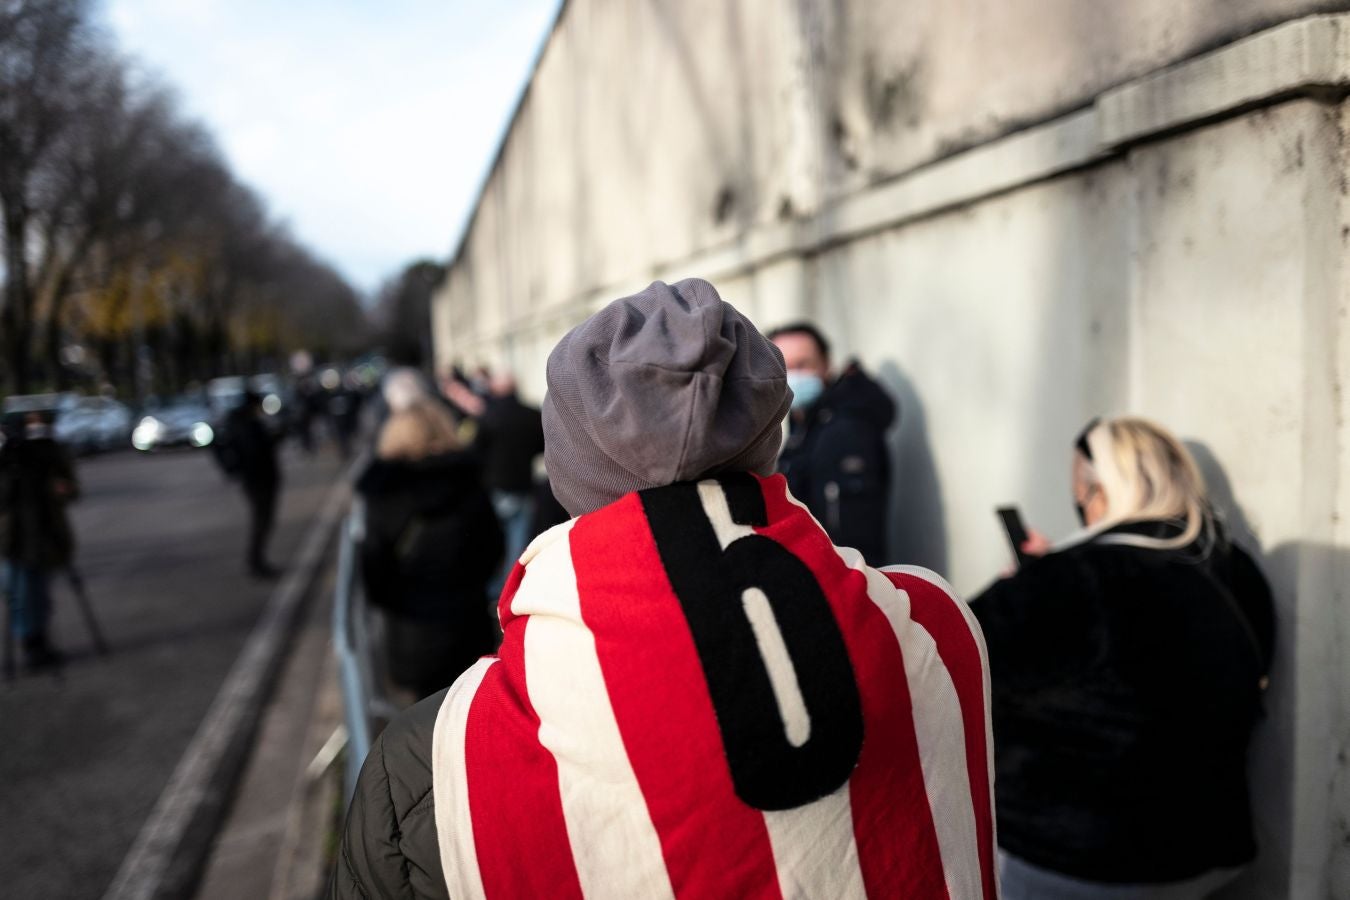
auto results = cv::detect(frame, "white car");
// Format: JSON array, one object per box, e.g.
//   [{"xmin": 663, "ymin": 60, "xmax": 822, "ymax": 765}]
[
  {"xmin": 54, "ymin": 397, "xmax": 133, "ymax": 453},
  {"xmin": 131, "ymin": 401, "xmax": 215, "ymax": 451}
]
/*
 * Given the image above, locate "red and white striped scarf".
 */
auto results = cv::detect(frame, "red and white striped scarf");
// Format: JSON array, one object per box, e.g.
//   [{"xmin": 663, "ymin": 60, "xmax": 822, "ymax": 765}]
[{"xmin": 432, "ymin": 473, "xmax": 997, "ymax": 899}]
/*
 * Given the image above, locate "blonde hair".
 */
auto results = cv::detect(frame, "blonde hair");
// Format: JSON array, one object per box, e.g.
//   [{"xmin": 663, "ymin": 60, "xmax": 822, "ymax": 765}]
[
  {"xmin": 376, "ymin": 398, "xmax": 461, "ymax": 461},
  {"xmin": 1077, "ymin": 416, "xmax": 1213, "ymax": 551}
]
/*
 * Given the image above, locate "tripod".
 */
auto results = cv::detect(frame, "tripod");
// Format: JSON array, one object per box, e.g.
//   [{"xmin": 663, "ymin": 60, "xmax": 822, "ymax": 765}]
[{"xmin": 2, "ymin": 564, "xmax": 110, "ymax": 681}]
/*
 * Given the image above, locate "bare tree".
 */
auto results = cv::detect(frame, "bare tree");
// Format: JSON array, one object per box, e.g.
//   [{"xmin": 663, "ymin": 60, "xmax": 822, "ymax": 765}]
[
  {"xmin": 0, "ymin": 0, "xmax": 95, "ymax": 391},
  {"xmin": 2, "ymin": 0, "xmax": 371, "ymax": 396},
  {"xmin": 374, "ymin": 259, "xmax": 446, "ymax": 366}
]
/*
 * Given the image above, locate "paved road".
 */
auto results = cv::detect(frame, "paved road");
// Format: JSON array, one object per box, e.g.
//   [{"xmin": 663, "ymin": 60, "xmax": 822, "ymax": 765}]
[{"xmin": 0, "ymin": 442, "xmax": 348, "ymax": 899}]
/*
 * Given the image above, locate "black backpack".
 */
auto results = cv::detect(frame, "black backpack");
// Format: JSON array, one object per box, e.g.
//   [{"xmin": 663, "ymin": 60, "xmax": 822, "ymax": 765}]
[{"xmin": 211, "ymin": 417, "xmax": 243, "ymax": 477}]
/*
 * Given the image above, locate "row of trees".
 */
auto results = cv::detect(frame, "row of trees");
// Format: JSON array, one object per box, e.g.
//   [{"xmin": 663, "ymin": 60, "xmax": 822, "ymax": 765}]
[{"xmin": 0, "ymin": 0, "xmax": 369, "ymax": 397}]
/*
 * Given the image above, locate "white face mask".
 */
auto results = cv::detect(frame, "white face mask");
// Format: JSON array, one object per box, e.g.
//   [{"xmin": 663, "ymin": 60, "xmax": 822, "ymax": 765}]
[{"xmin": 786, "ymin": 371, "xmax": 824, "ymax": 410}]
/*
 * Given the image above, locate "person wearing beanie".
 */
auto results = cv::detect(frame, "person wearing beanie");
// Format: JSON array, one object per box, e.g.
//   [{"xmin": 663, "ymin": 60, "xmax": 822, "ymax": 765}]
[{"xmin": 330, "ymin": 279, "xmax": 996, "ymax": 900}]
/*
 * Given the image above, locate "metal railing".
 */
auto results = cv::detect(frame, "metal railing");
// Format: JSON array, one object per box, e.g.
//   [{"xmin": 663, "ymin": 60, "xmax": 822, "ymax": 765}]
[{"xmin": 331, "ymin": 497, "xmax": 400, "ymax": 802}]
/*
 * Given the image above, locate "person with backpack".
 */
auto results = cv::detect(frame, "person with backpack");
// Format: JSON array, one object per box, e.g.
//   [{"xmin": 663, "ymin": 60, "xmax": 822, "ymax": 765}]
[{"xmin": 218, "ymin": 391, "xmax": 283, "ymax": 578}]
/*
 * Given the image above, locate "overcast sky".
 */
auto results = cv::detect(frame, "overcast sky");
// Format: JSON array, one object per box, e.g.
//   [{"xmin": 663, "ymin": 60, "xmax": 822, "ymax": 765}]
[{"xmin": 101, "ymin": 0, "xmax": 560, "ymax": 298}]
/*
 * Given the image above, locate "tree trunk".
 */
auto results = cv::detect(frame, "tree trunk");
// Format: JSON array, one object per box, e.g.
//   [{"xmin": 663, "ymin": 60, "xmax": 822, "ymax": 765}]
[
  {"xmin": 42, "ymin": 233, "xmax": 95, "ymax": 390},
  {"xmin": 3, "ymin": 205, "xmax": 34, "ymax": 393}
]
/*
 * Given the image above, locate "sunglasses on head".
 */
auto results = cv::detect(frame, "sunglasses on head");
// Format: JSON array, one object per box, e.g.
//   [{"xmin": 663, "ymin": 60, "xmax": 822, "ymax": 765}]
[{"xmin": 1075, "ymin": 417, "xmax": 1101, "ymax": 461}]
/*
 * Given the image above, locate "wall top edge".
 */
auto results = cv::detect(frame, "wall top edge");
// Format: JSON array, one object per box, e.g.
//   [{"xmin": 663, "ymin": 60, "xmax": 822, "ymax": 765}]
[{"xmin": 439, "ymin": 11, "xmax": 1350, "ymax": 343}]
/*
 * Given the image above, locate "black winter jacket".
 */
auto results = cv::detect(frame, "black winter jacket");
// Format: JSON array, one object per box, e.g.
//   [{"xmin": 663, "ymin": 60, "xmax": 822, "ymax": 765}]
[
  {"xmin": 223, "ymin": 406, "xmax": 280, "ymax": 490},
  {"xmin": 355, "ymin": 451, "xmax": 504, "ymax": 624},
  {"xmin": 777, "ymin": 362, "xmax": 896, "ymax": 563},
  {"xmin": 474, "ymin": 394, "xmax": 544, "ymax": 495},
  {"xmin": 970, "ymin": 520, "xmax": 1274, "ymax": 884}
]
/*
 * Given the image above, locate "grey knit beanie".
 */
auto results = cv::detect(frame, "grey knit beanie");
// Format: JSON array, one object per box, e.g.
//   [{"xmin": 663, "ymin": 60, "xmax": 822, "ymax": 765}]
[{"xmin": 542, "ymin": 278, "xmax": 791, "ymax": 516}]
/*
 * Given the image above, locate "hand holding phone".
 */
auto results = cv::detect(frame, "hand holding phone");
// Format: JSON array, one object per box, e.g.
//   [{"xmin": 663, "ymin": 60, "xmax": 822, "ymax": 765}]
[{"xmin": 997, "ymin": 506, "xmax": 1031, "ymax": 568}]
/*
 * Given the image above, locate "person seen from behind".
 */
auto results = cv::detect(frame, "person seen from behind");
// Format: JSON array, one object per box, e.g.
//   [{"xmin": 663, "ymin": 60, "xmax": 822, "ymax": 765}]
[
  {"xmin": 330, "ymin": 278, "xmax": 997, "ymax": 899},
  {"xmin": 971, "ymin": 416, "xmax": 1274, "ymax": 899},
  {"xmin": 0, "ymin": 411, "xmax": 79, "ymax": 670},
  {"xmin": 356, "ymin": 394, "xmax": 503, "ymax": 701},
  {"xmin": 443, "ymin": 369, "xmax": 546, "ymax": 598},
  {"xmin": 769, "ymin": 322, "xmax": 896, "ymax": 563},
  {"xmin": 222, "ymin": 391, "xmax": 283, "ymax": 579}
]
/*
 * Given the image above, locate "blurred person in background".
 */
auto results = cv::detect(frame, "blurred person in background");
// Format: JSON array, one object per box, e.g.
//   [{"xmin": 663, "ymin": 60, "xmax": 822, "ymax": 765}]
[
  {"xmin": 442, "ymin": 369, "xmax": 546, "ymax": 597},
  {"xmin": 221, "ymin": 391, "xmax": 283, "ymax": 579},
  {"xmin": 0, "ymin": 411, "xmax": 79, "ymax": 669},
  {"xmin": 971, "ymin": 416, "xmax": 1274, "ymax": 899},
  {"xmin": 356, "ymin": 396, "xmax": 502, "ymax": 701},
  {"xmin": 380, "ymin": 366, "xmax": 430, "ymax": 419},
  {"xmin": 769, "ymin": 322, "xmax": 896, "ymax": 563},
  {"xmin": 328, "ymin": 373, "xmax": 364, "ymax": 459},
  {"xmin": 331, "ymin": 278, "xmax": 996, "ymax": 900},
  {"xmin": 293, "ymin": 373, "xmax": 321, "ymax": 455}
]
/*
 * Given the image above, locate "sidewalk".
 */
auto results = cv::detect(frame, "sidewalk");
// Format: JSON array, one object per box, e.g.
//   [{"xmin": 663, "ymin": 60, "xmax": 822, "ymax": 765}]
[{"xmin": 193, "ymin": 548, "xmax": 346, "ymax": 900}]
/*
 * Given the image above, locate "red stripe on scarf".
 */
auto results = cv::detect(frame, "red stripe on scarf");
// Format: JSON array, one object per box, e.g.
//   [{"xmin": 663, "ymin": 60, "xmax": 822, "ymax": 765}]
[
  {"xmin": 467, "ymin": 576, "xmax": 584, "ymax": 900},
  {"xmin": 758, "ymin": 477, "xmax": 952, "ymax": 898},
  {"xmin": 892, "ymin": 571, "xmax": 998, "ymax": 900},
  {"xmin": 571, "ymin": 492, "xmax": 784, "ymax": 898}
]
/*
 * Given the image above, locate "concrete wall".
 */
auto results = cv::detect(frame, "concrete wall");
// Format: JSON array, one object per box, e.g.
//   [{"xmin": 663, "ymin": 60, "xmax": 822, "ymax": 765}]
[{"xmin": 433, "ymin": 4, "xmax": 1350, "ymax": 896}]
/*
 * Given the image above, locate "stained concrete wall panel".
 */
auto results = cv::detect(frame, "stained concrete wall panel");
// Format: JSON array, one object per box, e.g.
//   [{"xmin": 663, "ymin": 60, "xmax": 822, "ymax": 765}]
[
  {"xmin": 441, "ymin": 0, "xmax": 1346, "ymax": 356},
  {"xmin": 801, "ymin": 166, "xmax": 1131, "ymax": 591},
  {"xmin": 1130, "ymin": 104, "xmax": 1314, "ymax": 547},
  {"xmin": 823, "ymin": 0, "xmax": 1349, "ymax": 189},
  {"xmin": 1127, "ymin": 99, "xmax": 1334, "ymax": 900}
]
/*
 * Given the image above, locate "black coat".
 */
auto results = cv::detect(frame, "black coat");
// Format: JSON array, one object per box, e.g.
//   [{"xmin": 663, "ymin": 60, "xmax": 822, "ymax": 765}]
[
  {"xmin": 0, "ymin": 434, "xmax": 78, "ymax": 569},
  {"xmin": 777, "ymin": 362, "xmax": 896, "ymax": 563},
  {"xmin": 355, "ymin": 452, "xmax": 504, "ymax": 624},
  {"xmin": 224, "ymin": 406, "xmax": 280, "ymax": 490},
  {"xmin": 473, "ymin": 394, "xmax": 544, "ymax": 495},
  {"xmin": 969, "ymin": 520, "xmax": 1274, "ymax": 883}
]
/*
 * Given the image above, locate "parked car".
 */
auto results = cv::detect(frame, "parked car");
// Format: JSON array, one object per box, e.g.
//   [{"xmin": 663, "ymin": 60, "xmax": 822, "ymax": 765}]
[
  {"xmin": 131, "ymin": 399, "xmax": 216, "ymax": 451},
  {"xmin": 54, "ymin": 396, "xmax": 133, "ymax": 453},
  {"xmin": 207, "ymin": 374, "xmax": 291, "ymax": 434}
]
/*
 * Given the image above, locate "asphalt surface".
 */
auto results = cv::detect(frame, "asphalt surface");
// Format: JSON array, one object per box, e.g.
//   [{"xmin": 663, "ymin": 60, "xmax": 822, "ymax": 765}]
[{"xmin": 0, "ymin": 442, "xmax": 347, "ymax": 900}]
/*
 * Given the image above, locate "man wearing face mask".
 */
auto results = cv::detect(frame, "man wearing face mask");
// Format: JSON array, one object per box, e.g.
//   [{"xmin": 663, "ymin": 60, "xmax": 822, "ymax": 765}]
[{"xmin": 768, "ymin": 322, "xmax": 896, "ymax": 563}]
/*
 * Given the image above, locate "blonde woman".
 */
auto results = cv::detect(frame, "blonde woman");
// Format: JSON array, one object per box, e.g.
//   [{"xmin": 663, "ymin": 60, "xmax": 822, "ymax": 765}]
[
  {"xmin": 972, "ymin": 416, "xmax": 1274, "ymax": 900},
  {"xmin": 356, "ymin": 398, "xmax": 503, "ymax": 699}
]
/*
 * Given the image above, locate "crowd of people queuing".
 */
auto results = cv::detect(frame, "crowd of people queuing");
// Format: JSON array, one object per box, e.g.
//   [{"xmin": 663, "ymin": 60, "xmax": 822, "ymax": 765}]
[
  {"xmin": 0, "ymin": 274, "xmax": 1272, "ymax": 898},
  {"xmin": 331, "ymin": 277, "xmax": 1275, "ymax": 900}
]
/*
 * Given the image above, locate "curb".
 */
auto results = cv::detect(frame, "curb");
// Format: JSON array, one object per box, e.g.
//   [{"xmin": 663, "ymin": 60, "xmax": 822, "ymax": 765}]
[{"xmin": 102, "ymin": 472, "xmax": 352, "ymax": 900}]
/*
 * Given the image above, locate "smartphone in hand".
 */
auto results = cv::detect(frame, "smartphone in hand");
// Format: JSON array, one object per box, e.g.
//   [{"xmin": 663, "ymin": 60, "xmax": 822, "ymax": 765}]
[{"xmin": 997, "ymin": 506, "xmax": 1031, "ymax": 568}]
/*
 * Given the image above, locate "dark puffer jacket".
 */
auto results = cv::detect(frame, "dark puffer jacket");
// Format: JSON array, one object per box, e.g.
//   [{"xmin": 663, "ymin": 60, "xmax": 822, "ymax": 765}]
[
  {"xmin": 330, "ymin": 690, "xmax": 448, "ymax": 899},
  {"xmin": 777, "ymin": 361, "xmax": 896, "ymax": 563},
  {"xmin": 970, "ymin": 520, "xmax": 1274, "ymax": 884}
]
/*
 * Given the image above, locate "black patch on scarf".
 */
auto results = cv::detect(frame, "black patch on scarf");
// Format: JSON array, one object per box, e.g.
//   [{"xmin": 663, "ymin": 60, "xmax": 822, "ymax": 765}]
[{"xmin": 639, "ymin": 473, "xmax": 864, "ymax": 811}]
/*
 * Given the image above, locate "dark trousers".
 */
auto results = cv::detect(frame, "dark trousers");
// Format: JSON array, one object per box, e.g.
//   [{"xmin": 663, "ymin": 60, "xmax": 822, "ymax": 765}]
[
  {"xmin": 244, "ymin": 483, "xmax": 278, "ymax": 569},
  {"xmin": 6, "ymin": 564, "xmax": 51, "ymax": 640}
]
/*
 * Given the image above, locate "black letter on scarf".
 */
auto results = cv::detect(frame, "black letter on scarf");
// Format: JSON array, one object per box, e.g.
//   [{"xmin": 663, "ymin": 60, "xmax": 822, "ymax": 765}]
[{"xmin": 640, "ymin": 473, "xmax": 864, "ymax": 810}]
